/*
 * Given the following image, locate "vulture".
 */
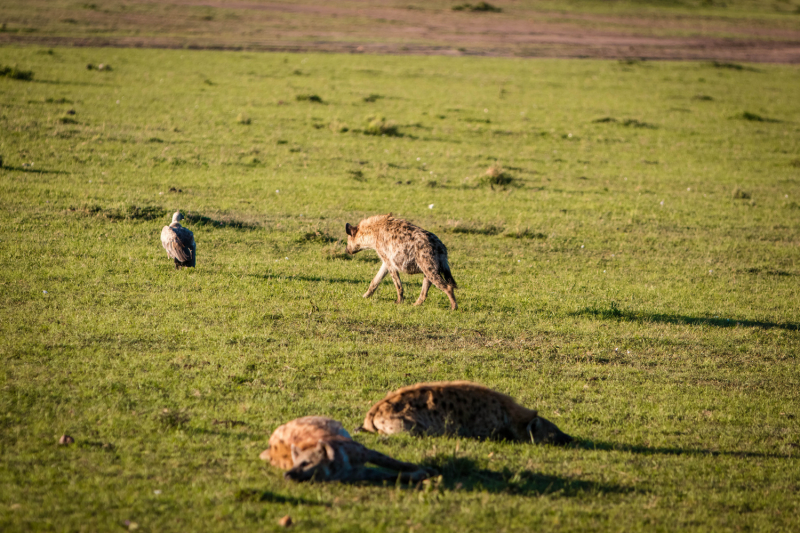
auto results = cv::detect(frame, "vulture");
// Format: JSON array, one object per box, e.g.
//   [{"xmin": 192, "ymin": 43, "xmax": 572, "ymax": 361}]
[{"xmin": 161, "ymin": 211, "xmax": 196, "ymax": 269}]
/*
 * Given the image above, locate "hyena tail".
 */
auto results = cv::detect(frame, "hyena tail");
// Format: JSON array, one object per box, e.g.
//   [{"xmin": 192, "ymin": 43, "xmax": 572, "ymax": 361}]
[{"xmin": 441, "ymin": 268, "xmax": 457, "ymax": 289}]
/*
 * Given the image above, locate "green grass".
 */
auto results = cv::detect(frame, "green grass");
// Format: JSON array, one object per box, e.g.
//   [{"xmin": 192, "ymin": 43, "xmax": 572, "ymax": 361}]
[{"xmin": 1, "ymin": 45, "xmax": 799, "ymax": 532}]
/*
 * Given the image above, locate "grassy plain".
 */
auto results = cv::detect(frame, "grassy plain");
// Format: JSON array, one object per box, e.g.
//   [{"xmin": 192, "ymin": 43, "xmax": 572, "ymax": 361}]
[
  {"xmin": 2, "ymin": 0, "xmax": 800, "ymax": 61},
  {"xmin": 1, "ymin": 45, "xmax": 799, "ymax": 531}
]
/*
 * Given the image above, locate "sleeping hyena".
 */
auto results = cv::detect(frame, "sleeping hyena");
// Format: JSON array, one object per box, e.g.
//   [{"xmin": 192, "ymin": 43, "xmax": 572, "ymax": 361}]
[
  {"xmin": 358, "ymin": 381, "xmax": 573, "ymax": 445},
  {"xmin": 345, "ymin": 214, "xmax": 458, "ymax": 310},
  {"xmin": 259, "ymin": 416, "xmax": 429, "ymax": 482}
]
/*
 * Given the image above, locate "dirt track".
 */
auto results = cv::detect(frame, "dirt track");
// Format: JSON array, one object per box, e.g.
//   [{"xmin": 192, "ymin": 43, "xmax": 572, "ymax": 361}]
[{"xmin": 2, "ymin": 0, "xmax": 799, "ymax": 63}]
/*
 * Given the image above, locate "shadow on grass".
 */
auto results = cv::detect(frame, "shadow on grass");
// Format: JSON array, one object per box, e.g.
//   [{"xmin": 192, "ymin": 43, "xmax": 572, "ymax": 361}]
[
  {"xmin": 250, "ymin": 274, "xmax": 364, "ymax": 285},
  {"xmin": 421, "ymin": 456, "xmax": 631, "ymax": 496},
  {"xmin": 574, "ymin": 439, "xmax": 791, "ymax": 460},
  {"xmin": 1, "ymin": 165, "xmax": 68, "ymax": 174},
  {"xmin": 572, "ymin": 304, "xmax": 799, "ymax": 331},
  {"xmin": 184, "ymin": 212, "xmax": 259, "ymax": 230},
  {"xmin": 235, "ymin": 488, "xmax": 326, "ymax": 505}
]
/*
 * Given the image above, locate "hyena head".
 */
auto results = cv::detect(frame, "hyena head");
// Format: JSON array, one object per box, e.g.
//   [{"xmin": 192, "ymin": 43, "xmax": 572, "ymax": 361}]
[
  {"xmin": 345, "ymin": 223, "xmax": 361, "ymax": 255},
  {"xmin": 526, "ymin": 416, "xmax": 573, "ymax": 445},
  {"xmin": 284, "ymin": 441, "xmax": 335, "ymax": 481}
]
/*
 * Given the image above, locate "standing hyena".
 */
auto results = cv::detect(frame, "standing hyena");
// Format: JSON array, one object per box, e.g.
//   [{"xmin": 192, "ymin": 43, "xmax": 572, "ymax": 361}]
[
  {"xmin": 359, "ymin": 381, "xmax": 573, "ymax": 445},
  {"xmin": 259, "ymin": 416, "xmax": 429, "ymax": 482},
  {"xmin": 345, "ymin": 214, "xmax": 457, "ymax": 310}
]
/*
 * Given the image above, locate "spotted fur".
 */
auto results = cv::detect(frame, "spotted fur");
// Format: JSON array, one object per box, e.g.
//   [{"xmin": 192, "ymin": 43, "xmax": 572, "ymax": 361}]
[
  {"xmin": 345, "ymin": 214, "xmax": 457, "ymax": 310},
  {"xmin": 259, "ymin": 416, "xmax": 429, "ymax": 482},
  {"xmin": 360, "ymin": 381, "xmax": 573, "ymax": 445}
]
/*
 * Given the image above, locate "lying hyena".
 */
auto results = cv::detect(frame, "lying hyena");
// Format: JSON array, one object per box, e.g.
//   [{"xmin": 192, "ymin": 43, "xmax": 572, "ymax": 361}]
[
  {"xmin": 359, "ymin": 381, "xmax": 573, "ymax": 445},
  {"xmin": 345, "ymin": 214, "xmax": 457, "ymax": 310},
  {"xmin": 259, "ymin": 416, "xmax": 429, "ymax": 482}
]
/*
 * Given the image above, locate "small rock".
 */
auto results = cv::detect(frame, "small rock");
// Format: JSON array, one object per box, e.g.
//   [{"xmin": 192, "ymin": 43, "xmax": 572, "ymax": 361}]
[
  {"xmin": 58, "ymin": 435, "xmax": 74, "ymax": 445},
  {"xmin": 278, "ymin": 515, "xmax": 292, "ymax": 527}
]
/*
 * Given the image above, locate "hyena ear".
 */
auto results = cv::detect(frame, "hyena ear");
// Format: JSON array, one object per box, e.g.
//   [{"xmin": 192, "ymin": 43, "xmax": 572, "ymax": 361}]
[
  {"xmin": 345, "ymin": 223, "xmax": 358, "ymax": 237},
  {"xmin": 321, "ymin": 441, "xmax": 337, "ymax": 462},
  {"xmin": 290, "ymin": 444, "xmax": 301, "ymax": 463}
]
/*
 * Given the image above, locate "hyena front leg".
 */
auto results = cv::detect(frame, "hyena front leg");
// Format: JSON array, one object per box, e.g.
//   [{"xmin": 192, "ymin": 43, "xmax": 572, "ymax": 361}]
[
  {"xmin": 413, "ymin": 278, "xmax": 432, "ymax": 306},
  {"xmin": 389, "ymin": 270, "xmax": 404, "ymax": 303},
  {"xmin": 364, "ymin": 263, "xmax": 389, "ymax": 298}
]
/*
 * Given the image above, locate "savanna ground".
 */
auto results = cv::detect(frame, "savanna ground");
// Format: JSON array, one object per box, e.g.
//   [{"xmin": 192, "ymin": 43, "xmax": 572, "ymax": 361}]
[
  {"xmin": 1, "ymin": 0, "xmax": 800, "ymax": 62},
  {"xmin": 1, "ymin": 15, "xmax": 800, "ymax": 533}
]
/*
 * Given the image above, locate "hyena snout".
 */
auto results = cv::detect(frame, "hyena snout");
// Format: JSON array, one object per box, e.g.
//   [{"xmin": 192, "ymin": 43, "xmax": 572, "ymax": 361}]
[{"xmin": 529, "ymin": 416, "xmax": 573, "ymax": 445}]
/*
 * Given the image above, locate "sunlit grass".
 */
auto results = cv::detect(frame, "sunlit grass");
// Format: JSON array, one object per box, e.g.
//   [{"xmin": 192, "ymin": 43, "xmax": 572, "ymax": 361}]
[{"xmin": 0, "ymin": 45, "xmax": 798, "ymax": 532}]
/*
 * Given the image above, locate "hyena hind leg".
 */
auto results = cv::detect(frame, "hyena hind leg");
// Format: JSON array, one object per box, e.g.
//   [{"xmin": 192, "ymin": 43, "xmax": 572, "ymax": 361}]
[
  {"xmin": 421, "ymin": 268, "xmax": 458, "ymax": 310},
  {"xmin": 413, "ymin": 278, "xmax": 432, "ymax": 306},
  {"xmin": 364, "ymin": 263, "xmax": 389, "ymax": 298},
  {"xmin": 389, "ymin": 270, "xmax": 404, "ymax": 304}
]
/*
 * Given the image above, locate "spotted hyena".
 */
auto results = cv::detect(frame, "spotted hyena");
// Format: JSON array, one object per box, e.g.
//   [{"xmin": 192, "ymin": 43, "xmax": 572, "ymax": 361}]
[
  {"xmin": 345, "ymin": 214, "xmax": 457, "ymax": 310},
  {"xmin": 359, "ymin": 381, "xmax": 573, "ymax": 445},
  {"xmin": 259, "ymin": 416, "xmax": 429, "ymax": 482}
]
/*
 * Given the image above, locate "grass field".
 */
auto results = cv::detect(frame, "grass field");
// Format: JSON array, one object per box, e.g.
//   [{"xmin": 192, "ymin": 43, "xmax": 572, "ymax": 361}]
[
  {"xmin": 1, "ymin": 45, "xmax": 799, "ymax": 531},
  {"xmin": 2, "ymin": 0, "xmax": 800, "ymax": 61}
]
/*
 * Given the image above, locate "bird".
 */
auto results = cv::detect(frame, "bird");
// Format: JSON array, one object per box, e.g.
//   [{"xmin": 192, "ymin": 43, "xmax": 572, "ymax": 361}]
[{"xmin": 161, "ymin": 211, "xmax": 195, "ymax": 269}]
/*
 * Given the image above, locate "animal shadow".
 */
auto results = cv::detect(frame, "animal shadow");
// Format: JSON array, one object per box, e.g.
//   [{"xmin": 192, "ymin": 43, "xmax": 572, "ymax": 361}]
[
  {"xmin": 575, "ymin": 439, "xmax": 791, "ymax": 460},
  {"xmin": 572, "ymin": 304, "xmax": 799, "ymax": 331},
  {"xmin": 421, "ymin": 456, "xmax": 631, "ymax": 496}
]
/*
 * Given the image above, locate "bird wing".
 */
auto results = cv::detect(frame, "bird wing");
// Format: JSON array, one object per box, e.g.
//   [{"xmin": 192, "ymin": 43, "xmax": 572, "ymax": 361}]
[{"xmin": 161, "ymin": 225, "xmax": 194, "ymax": 262}]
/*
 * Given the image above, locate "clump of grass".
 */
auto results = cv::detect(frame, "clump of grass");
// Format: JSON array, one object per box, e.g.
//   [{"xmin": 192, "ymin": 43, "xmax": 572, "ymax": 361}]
[
  {"xmin": 236, "ymin": 113, "xmax": 251, "ymax": 125},
  {"xmin": 0, "ymin": 65, "xmax": 34, "ymax": 81},
  {"xmin": 45, "ymin": 97, "xmax": 72, "ymax": 104},
  {"xmin": 446, "ymin": 221, "xmax": 502, "ymax": 236},
  {"xmin": 296, "ymin": 94, "xmax": 323, "ymax": 103},
  {"xmin": 363, "ymin": 94, "xmax": 383, "ymax": 103},
  {"xmin": 86, "ymin": 63, "xmax": 111, "ymax": 71},
  {"xmin": 297, "ymin": 230, "xmax": 336, "ymax": 244},
  {"xmin": 504, "ymin": 228, "xmax": 547, "ymax": 240},
  {"xmin": 329, "ymin": 120, "xmax": 349, "ymax": 133},
  {"xmin": 784, "ymin": 201, "xmax": 799, "ymax": 210},
  {"xmin": 482, "ymin": 162, "xmax": 513, "ymax": 186},
  {"xmin": 732, "ymin": 187, "xmax": 751, "ymax": 199},
  {"xmin": 58, "ymin": 116, "xmax": 79, "ymax": 124},
  {"xmin": 693, "ymin": 94, "xmax": 714, "ymax": 101},
  {"xmin": 348, "ymin": 169, "xmax": 366, "ymax": 181},
  {"xmin": 622, "ymin": 119, "xmax": 657, "ymax": 129},
  {"xmin": 452, "ymin": 2, "xmax": 502, "ymax": 12},
  {"xmin": 184, "ymin": 212, "xmax": 259, "ymax": 229},
  {"xmin": 790, "ymin": 159, "xmax": 800, "ymax": 168},
  {"xmin": 364, "ymin": 116, "xmax": 399, "ymax": 136},
  {"xmin": 158, "ymin": 408, "xmax": 190, "ymax": 429},
  {"xmin": 592, "ymin": 117, "xmax": 656, "ymax": 128},
  {"xmin": 735, "ymin": 111, "xmax": 779, "ymax": 123},
  {"xmin": 68, "ymin": 203, "xmax": 167, "ymax": 221},
  {"xmin": 710, "ymin": 61, "xmax": 757, "ymax": 72},
  {"xmin": 322, "ymin": 240, "xmax": 350, "ymax": 260}
]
